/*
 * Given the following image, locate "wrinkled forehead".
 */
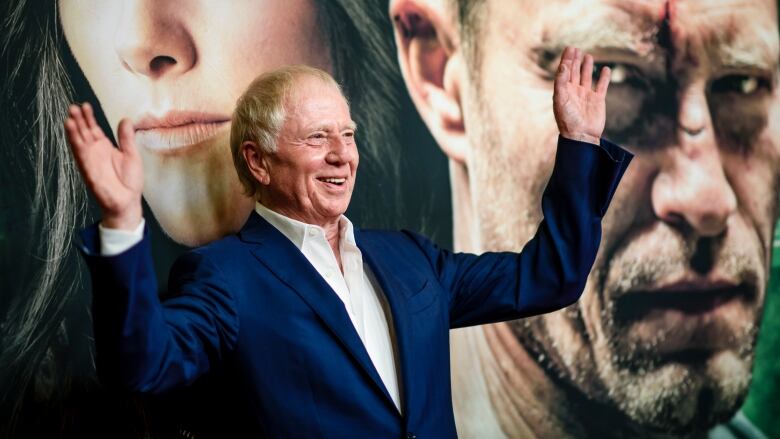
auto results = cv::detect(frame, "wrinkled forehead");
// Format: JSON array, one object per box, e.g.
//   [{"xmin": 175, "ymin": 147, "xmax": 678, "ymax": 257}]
[
  {"xmin": 286, "ymin": 75, "xmax": 348, "ymax": 111},
  {"xmin": 528, "ymin": 0, "xmax": 779, "ymax": 71},
  {"xmin": 282, "ymin": 75, "xmax": 354, "ymax": 133}
]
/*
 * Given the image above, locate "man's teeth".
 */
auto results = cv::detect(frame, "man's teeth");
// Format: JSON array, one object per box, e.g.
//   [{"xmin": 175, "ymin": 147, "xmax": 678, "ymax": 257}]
[{"xmin": 321, "ymin": 178, "xmax": 346, "ymax": 184}]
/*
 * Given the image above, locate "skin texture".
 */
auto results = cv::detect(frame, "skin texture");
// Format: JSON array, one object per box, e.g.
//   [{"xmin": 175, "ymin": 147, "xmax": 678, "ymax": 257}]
[
  {"xmin": 391, "ymin": 0, "xmax": 780, "ymax": 436},
  {"xmin": 59, "ymin": 0, "xmax": 331, "ymax": 246}
]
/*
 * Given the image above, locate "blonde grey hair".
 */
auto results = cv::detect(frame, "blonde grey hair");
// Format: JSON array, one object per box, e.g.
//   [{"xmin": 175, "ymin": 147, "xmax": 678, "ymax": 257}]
[{"xmin": 230, "ymin": 65, "xmax": 343, "ymax": 197}]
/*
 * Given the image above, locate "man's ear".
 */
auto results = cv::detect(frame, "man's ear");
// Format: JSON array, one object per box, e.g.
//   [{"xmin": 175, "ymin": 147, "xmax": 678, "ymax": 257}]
[
  {"xmin": 391, "ymin": 0, "xmax": 468, "ymax": 164},
  {"xmin": 241, "ymin": 141, "xmax": 271, "ymax": 186}
]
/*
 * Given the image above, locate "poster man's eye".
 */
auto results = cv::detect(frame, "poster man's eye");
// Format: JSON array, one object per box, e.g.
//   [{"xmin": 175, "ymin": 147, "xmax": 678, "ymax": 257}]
[
  {"xmin": 595, "ymin": 61, "xmax": 657, "ymax": 142},
  {"xmin": 711, "ymin": 74, "xmax": 771, "ymax": 96},
  {"xmin": 610, "ymin": 64, "xmax": 627, "ymax": 84},
  {"xmin": 593, "ymin": 62, "xmax": 639, "ymax": 86}
]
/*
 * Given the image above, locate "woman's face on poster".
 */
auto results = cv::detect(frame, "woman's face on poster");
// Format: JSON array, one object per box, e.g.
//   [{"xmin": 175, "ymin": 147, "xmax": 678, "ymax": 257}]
[{"xmin": 59, "ymin": 0, "xmax": 331, "ymax": 245}]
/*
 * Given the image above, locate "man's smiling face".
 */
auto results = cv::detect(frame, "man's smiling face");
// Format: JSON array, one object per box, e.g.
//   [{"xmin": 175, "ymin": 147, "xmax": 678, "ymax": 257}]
[{"xmin": 262, "ymin": 76, "xmax": 359, "ymax": 226}]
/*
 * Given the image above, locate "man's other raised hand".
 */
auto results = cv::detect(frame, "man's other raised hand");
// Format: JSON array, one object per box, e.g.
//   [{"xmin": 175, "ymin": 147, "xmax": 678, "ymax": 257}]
[
  {"xmin": 553, "ymin": 47, "xmax": 611, "ymax": 145},
  {"xmin": 65, "ymin": 103, "xmax": 144, "ymax": 230}
]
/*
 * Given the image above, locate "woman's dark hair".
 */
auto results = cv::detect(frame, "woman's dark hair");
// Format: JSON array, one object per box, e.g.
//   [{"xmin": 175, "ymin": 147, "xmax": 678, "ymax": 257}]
[
  {"xmin": 1, "ymin": 1, "xmax": 89, "ymax": 435},
  {"xmin": 0, "ymin": 0, "xmax": 401, "ymax": 435}
]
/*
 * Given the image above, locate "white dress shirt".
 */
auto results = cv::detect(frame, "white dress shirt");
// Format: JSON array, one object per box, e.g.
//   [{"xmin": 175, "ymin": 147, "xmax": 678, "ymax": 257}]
[{"xmin": 99, "ymin": 204, "xmax": 402, "ymax": 412}]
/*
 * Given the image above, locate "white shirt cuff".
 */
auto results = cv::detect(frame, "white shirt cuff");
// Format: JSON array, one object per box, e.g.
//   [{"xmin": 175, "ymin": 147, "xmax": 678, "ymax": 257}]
[{"xmin": 98, "ymin": 219, "xmax": 146, "ymax": 256}]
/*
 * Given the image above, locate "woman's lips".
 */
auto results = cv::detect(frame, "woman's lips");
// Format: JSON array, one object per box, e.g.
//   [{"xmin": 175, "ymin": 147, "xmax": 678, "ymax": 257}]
[{"xmin": 133, "ymin": 112, "xmax": 231, "ymax": 152}]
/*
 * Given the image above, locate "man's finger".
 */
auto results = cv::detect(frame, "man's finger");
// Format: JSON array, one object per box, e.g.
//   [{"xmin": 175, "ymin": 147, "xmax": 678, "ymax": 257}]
[
  {"xmin": 64, "ymin": 118, "xmax": 95, "ymax": 178},
  {"xmin": 83, "ymin": 102, "xmax": 105, "ymax": 140},
  {"xmin": 570, "ymin": 48, "xmax": 581, "ymax": 85},
  {"xmin": 555, "ymin": 47, "xmax": 575, "ymax": 91},
  {"xmin": 596, "ymin": 66, "xmax": 611, "ymax": 95},
  {"xmin": 581, "ymin": 54, "xmax": 594, "ymax": 89},
  {"xmin": 70, "ymin": 104, "xmax": 93, "ymax": 143},
  {"xmin": 117, "ymin": 118, "xmax": 138, "ymax": 158},
  {"xmin": 64, "ymin": 118, "xmax": 84, "ymax": 150},
  {"xmin": 556, "ymin": 56, "xmax": 570, "ymax": 85},
  {"xmin": 560, "ymin": 46, "xmax": 575, "ymax": 63}
]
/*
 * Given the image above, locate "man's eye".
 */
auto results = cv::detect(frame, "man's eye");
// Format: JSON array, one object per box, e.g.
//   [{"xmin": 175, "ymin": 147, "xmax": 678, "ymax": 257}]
[
  {"xmin": 308, "ymin": 133, "xmax": 327, "ymax": 140},
  {"xmin": 307, "ymin": 133, "xmax": 328, "ymax": 145},
  {"xmin": 710, "ymin": 74, "xmax": 771, "ymax": 96}
]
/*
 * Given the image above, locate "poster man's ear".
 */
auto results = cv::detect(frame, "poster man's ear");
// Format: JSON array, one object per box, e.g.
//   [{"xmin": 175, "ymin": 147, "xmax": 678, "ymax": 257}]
[{"xmin": 391, "ymin": 0, "xmax": 468, "ymax": 164}]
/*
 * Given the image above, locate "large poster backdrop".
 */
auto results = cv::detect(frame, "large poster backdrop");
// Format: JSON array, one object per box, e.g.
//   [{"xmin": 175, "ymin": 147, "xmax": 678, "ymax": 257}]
[{"xmin": 1, "ymin": 0, "xmax": 778, "ymax": 437}]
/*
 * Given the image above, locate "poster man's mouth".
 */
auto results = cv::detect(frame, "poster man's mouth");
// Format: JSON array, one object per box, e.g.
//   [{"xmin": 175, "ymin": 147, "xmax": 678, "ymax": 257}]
[
  {"xmin": 609, "ymin": 280, "xmax": 758, "ymax": 357},
  {"xmin": 613, "ymin": 281, "xmax": 753, "ymax": 322}
]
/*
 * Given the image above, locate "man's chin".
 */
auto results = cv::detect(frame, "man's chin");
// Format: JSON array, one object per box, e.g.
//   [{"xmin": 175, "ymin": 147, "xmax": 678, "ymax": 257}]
[{"xmin": 598, "ymin": 348, "xmax": 752, "ymax": 434}]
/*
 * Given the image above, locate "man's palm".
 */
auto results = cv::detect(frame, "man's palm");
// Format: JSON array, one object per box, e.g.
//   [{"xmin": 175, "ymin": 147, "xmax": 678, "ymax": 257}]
[
  {"xmin": 65, "ymin": 103, "xmax": 144, "ymax": 229},
  {"xmin": 553, "ymin": 47, "xmax": 611, "ymax": 144}
]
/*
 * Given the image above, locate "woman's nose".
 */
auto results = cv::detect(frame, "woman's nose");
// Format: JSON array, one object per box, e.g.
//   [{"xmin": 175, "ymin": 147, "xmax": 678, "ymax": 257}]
[{"xmin": 114, "ymin": 0, "xmax": 197, "ymax": 79}]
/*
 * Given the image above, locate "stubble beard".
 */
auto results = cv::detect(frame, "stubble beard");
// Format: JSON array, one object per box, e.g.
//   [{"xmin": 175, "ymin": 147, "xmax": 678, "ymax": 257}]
[
  {"xmin": 584, "ymin": 250, "xmax": 762, "ymax": 434},
  {"xmin": 507, "ymin": 234, "xmax": 764, "ymax": 435}
]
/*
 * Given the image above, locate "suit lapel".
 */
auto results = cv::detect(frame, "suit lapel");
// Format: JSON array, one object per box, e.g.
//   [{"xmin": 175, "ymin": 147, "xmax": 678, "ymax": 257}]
[
  {"xmin": 355, "ymin": 231, "xmax": 419, "ymax": 420},
  {"xmin": 239, "ymin": 212, "xmax": 398, "ymax": 413}
]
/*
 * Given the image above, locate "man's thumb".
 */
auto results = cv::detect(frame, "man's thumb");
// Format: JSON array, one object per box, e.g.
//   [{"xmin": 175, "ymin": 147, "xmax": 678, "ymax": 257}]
[{"xmin": 117, "ymin": 119, "xmax": 138, "ymax": 156}]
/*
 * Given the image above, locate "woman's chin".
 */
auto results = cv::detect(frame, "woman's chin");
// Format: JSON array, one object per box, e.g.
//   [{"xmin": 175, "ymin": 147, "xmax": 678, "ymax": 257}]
[
  {"xmin": 149, "ymin": 192, "xmax": 255, "ymax": 246},
  {"xmin": 140, "ymin": 132, "xmax": 255, "ymax": 246}
]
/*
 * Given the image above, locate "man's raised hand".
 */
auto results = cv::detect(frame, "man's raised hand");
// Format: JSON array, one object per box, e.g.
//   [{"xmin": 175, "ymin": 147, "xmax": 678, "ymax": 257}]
[
  {"xmin": 553, "ymin": 47, "xmax": 611, "ymax": 145},
  {"xmin": 65, "ymin": 103, "xmax": 144, "ymax": 230}
]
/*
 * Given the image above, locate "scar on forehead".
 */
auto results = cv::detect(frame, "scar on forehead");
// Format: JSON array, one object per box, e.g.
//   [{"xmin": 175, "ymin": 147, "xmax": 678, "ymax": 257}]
[
  {"xmin": 657, "ymin": 0, "xmax": 675, "ymax": 52},
  {"xmin": 659, "ymin": 0, "xmax": 675, "ymax": 22}
]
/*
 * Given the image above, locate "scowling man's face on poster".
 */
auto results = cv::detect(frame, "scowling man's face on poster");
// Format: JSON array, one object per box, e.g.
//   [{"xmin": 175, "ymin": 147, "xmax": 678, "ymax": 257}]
[{"xmin": 393, "ymin": 0, "xmax": 779, "ymax": 435}]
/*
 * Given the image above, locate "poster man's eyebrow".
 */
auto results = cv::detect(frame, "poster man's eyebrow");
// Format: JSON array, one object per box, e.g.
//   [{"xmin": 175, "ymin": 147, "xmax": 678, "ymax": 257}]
[
  {"xmin": 713, "ymin": 33, "xmax": 779, "ymax": 71},
  {"xmin": 533, "ymin": 22, "xmax": 656, "ymax": 67}
]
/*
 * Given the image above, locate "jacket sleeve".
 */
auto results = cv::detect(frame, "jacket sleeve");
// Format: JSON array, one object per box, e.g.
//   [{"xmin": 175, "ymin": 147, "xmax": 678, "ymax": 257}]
[
  {"xmin": 77, "ymin": 226, "xmax": 239, "ymax": 394},
  {"xmin": 408, "ymin": 136, "xmax": 633, "ymax": 328}
]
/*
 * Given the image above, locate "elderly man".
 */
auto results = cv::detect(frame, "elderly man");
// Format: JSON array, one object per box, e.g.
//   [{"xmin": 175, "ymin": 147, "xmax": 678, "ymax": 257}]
[
  {"xmin": 65, "ymin": 53, "xmax": 630, "ymax": 437},
  {"xmin": 390, "ymin": 0, "xmax": 779, "ymax": 437}
]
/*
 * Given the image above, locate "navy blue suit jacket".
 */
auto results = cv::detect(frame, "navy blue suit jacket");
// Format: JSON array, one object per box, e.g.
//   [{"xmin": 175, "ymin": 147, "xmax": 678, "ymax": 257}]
[{"xmin": 79, "ymin": 137, "xmax": 631, "ymax": 438}]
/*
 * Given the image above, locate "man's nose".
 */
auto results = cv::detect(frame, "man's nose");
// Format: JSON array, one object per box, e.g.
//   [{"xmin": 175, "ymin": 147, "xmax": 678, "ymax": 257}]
[
  {"xmin": 114, "ymin": 0, "xmax": 196, "ymax": 79},
  {"xmin": 651, "ymin": 87, "xmax": 737, "ymax": 237},
  {"xmin": 325, "ymin": 135, "xmax": 355, "ymax": 165}
]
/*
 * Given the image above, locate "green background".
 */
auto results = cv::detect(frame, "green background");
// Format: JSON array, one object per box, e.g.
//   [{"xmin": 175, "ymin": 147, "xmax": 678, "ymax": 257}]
[{"xmin": 744, "ymin": 221, "xmax": 780, "ymax": 437}]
